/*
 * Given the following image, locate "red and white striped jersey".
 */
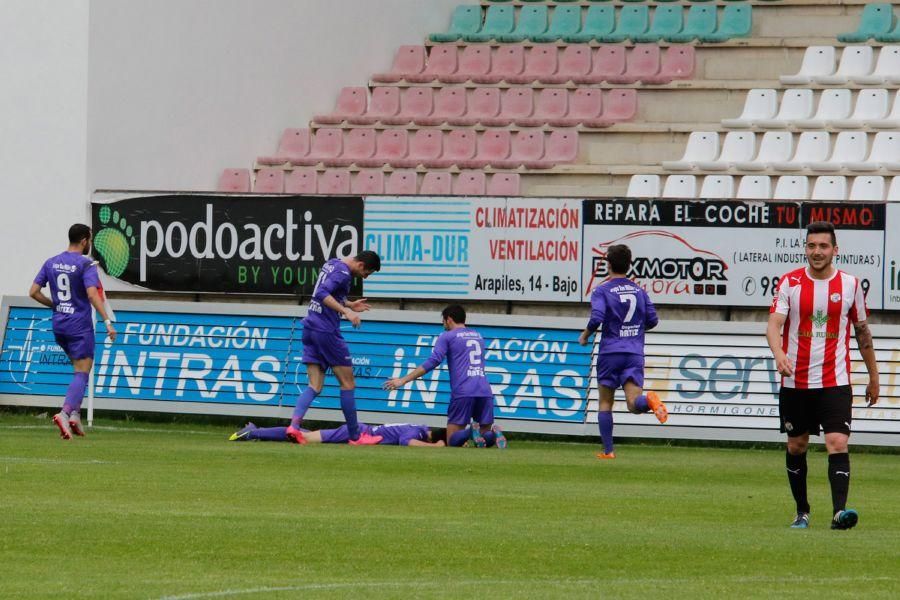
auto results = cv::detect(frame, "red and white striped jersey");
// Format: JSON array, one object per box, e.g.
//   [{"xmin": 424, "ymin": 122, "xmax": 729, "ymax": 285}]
[{"xmin": 770, "ymin": 267, "xmax": 867, "ymax": 389}]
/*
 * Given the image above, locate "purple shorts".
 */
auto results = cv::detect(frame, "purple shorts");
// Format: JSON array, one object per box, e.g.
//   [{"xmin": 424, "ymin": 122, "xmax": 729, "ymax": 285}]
[
  {"xmin": 54, "ymin": 330, "xmax": 95, "ymax": 361},
  {"xmin": 447, "ymin": 396, "xmax": 494, "ymax": 426},
  {"xmin": 596, "ymin": 353, "xmax": 645, "ymax": 390},
  {"xmin": 301, "ymin": 327, "xmax": 352, "ymax": 369},
  {"xmin": 319, "ymin": 423, "xmax": 373, "ymax": 444}
]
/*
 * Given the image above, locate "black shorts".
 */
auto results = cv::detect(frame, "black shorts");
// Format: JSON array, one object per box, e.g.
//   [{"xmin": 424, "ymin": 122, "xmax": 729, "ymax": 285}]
[{"xmin": 778, "ymin": 385, "xmax": 853, "ymax": 437}]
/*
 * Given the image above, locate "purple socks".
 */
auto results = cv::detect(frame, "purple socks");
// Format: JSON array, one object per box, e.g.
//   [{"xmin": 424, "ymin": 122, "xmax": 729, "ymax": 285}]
[
  {"xmin": 62, "ymin": 371, "xmax": 89, "ymax": 415},
  {"xmin": 249, "ymin": 427, "xmax": 290, "ymax": 442},
  {"xmin": 340, "ymin": 389, "xmax": 360, "ymax": 440},
  {"xmin": 449, "ymin": 430, "xmax": 470, "ymax": 447},
  {"xmin": 634, "ymin": 395, "xmax": 650, "ymax": 413},
  {"xmin": 290, "ymin": 386, "xmax": 319, "ymax": 428},
  {"xmin": 598, "ymin": 411, "xmax": 614, "ymax": 454}
]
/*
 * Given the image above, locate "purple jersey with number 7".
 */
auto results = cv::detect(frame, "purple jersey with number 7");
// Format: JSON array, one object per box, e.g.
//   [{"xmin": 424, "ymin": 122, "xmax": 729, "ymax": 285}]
[
  {"xmin": 587, "ymin": 277, "xmax": 658, "ymax": 355},
  {"xmin": 421, "ymin": 328, "xmax": 493, "ymax": 399},
  {"xmin": 33, "ymin": 251, "xmax": 99, "ymax": 336},
  {"xmin": 304, "ymin": 258, "xmax": 352, "ymax": 333}
]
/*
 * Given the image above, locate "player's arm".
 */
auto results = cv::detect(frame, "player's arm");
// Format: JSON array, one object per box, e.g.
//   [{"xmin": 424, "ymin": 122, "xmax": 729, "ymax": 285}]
[
  {"xmin": 766, "ymin": 312, "xmax": 793, "ymax": 377},
  {"xmin": 853, "ymin": 321, "xmax": 879, "ymax": 406},
  {"xmin": 343, "ymin": 297, "xmax": 371, "ymax": 313},
  {"xmin": 321, "ymin": 294, "xmax": 362, "ymax": 327},
  {"xmin": 86, "ymin": 287, "xmax": 117, "ymax": 342},
  {"xmin": 406, "ymin": 438, "xmax": 445, "ymax": 447},
  {"xmin": 579, "ymin": 292, "xmax": 605, "ymax": 346},
  {"xmin": 644, "ymin": 292, "xmax": 659, "ymax": 331},
  {"xmin": 384, "ymin": 336, "xmax": 447, "ymax": 390},
  {"xmin": 28, "ymin": 283, "xmax": 53, "ymax": 308}
]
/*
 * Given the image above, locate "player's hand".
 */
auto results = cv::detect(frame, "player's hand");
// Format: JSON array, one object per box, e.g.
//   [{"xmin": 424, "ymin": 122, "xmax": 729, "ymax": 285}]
[
  {"xmin": 106, "ymin": 323, "xmax": 117, "ymax": 343},
  {"xmin": 383, "ymin": 378, "xmax": 405, "ymax": 391},
  {"xmin": 866, "ymin": 379, "xmax": 880, "ymax": 407},
  {"xmin": 434, "ymin": 440, "xmax": 446, "ymax": 447},
  {"xmin": 346, "ymin": 298, "xmax": 371, "ymax": 313},
  {"xmin": 775, "ymin": 353, "xmax": 794, "ymax": 377},
  {"xmin": 578, "ymin": 330, "xmax": 591, "ymax": 346},
  {"xmin": 344, "ymin": 309, "xmax": 362, "ymax": 328}
]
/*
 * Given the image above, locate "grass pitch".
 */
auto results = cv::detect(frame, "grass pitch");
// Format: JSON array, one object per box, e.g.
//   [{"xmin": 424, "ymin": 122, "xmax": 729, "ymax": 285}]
[{"xmin": 1, "ymin": 412, "xmax": 898, "ymax": 599}]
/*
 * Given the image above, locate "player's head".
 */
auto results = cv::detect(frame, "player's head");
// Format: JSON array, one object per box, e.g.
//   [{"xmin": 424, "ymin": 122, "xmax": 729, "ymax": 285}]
[
  {"xmin": 68, "ymin": 223, "xmax": 92, "ymax": 255},
  {"xmin": 441, "ymin": 304, "xmax": 466, "ymax": 329},
  {"xmin": 606, "ymin": 244, "xmax": 631, "ymax": 276},
  {"xmin": 427, "ymin": 427, "xmax": 445, "ymax": 443},
  {"xmin": 805, "ymin": 221, "xmax": 838, "ymax": 273},
  {"xmin": 349, "ymin": 250, "xmax": 381, "ymax": 279}
]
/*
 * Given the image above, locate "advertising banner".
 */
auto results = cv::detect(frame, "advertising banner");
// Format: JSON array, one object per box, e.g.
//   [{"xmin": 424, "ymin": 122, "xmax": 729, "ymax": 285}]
[{"xmin": 885, "ymin": 203, "xmax": 900, "ymax": 311}]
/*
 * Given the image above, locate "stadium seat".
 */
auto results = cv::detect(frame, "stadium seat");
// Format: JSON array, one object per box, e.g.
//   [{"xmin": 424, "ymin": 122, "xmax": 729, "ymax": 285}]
[
  {"xmin": 451, "ymin": 87, "xmax": 501, "ymax": 126},
  {"xmin": 253, "ymin": 168, "xmax": 284, "ymax": 193},
  {"xmin": 837, "ymin": 3, "xmax": 893, "ymax": 43},
  {"xmin": 551, "ymin": 88, "xmax": 603, "ymax": 127},
  {"xmin": 586, "ymin": 89, "xmax": 637, "ymax": 127},
  {"xmin": 721, "ymin": 89, "xmax": 777, "ymax": 129},
  {"xmin": 810, "ymin": 176, "xmax": 848, "ymax": 200},
  {"xmin": 419, "ymin": 172, "xmax": 453, "ymax": 195},
  {"xmin": 492, "ymin": 129, "xmax": 545, "ymax": 169},
  {"xmin": 607, "ymin": 44, "xmax": 660, "ymax": 84},
  {"xmin": 755, "ymin": 89, "xmax": 813, "ymax": 128},
  {"xmin": 407, "ymin": 46, "xmax": 458, "ymax": 83},
  {"xmin": 780, "ymin": 46, "xmax": 835, "ymax": 85},
  {"xmin": 792, "ymin": 89, "xmax": 852, "ymax": 129},
  {"xmin": 448, "ymin": 45, "xmax": 492, "ymax": 83},
  {"xmin": 385, "ymin": 170, "xmax": 418, "ymax": 195},
  {"xmin": 564, "ymin": 5, "xmax": 614, "ymax": 43},
  {"xmin": 314, "ymin": 87, "xmax": 367, "ymax": 124},
  {"xmin": 361, "ymin": 130, "xmax": 408, "ymax": 167},
  {"xmin": 498, "ymin": 5, "xmax": 549, "ymax": 43},
  {"xmin": 373, "ymin": 46, "xmax": 426, "ymax": 83},
  {"xmin": 661, "ymin": 175, "xmax": 697, "ymax": 198},
  {"xmin": 393, "ymin": 129, "xmax": 443, "ymax": 168},
  {"xmin": 663, "ymin": 131, "xmax": 719, "ymax": 171},
  {"xmin": 486, "ymin": 173, "xmax": 521, "ymax": 196},
  {"xmin": 474, "ymin": 44, "xmax": 525, "ymax": 83},
  {"xmin": 808, "ymin": 131, "xmax": 868, "ymax": 172},
  {"xmin": 831, "ymin": 89, "xmax": 889, "ymax": 129},
  {"xmin": 699, "ymin": 175, "xmax": 734, "ymax": 199},
  {"xmin": 464, "ymin": 5, "xmax": 514, "ymax": 42},
  {"xmin": 347, "ymin": 87, "xmax": 400, "ymax": 125},
  {"xmin": 483, "ymin": 87, "xmax": 533, "ymax": 126},
  {"xmin": 815, "ymin": 46, "xmax": 874, "ymax": 85},
  {"xmin": 626, "ymin": 174, "xmax": 661, "ymax": 198},
  {"xmin": 318, "ymin": 170, "xmax": 351, "ymax": 195},
  {"xmin": 382, "ymin": 87, "xmax": 434, "ymax": 125},
  {"xmin": 868, "ymin": 90, "xmax": 900, "ymax": 129},
  {"xmin": 846, "ymin": 132, "xmax": 900, "ymax": 171},
  {"xmin": 641, "ymin": 45, "xmax": 694, "ymax": 84},
  {"xmin": 853, "ymin": 46, "xmax": 900, "ymax": 85},
  {"xmin": 534, "ymin": 128, "xmax": 578, "ymax": 168},
  {"xmin": 258, "ymin": 128, "xmax": 310, "ymax": 166},
  {"xmin": 426, "ymin": 130, "xmax": 476, "ymax": 168},
  {"xmin": 351, "ymin": 170, "xmax": 385, "ymax": 195},
  {"xmin": 431, "ymin": 5, "xmax": 482, "ymax": 42},
  {"xmin": 666, "ymin": 5, "xmax": 716, "ymax": 43},
  {"xmin": 284, "ymin": 168, "xmax": 317, "ymax": 194},
  {"xmin": 695, "ymin": 131, "xmax": 755, "ymax": 171},
  {"xmin": 533, "ymin": 5, "xmax": 581, "ymax": 42},
  {"xmin": 462, "ymin": 130, "xmax": 511, "ymax": 169},
  {"xmin": 887, "ymin": 176, "xmax": 900, "ymax": 200},
  {"xmin": 773, "ymin": 132, "xmax": 830, "ymax": 172},
  {"xmin": 734, "ymin": 131, "xmax": 793, "ymax": 171},
  {"xmin": 848, "ymin": 175, "xmax": 886, "ymax": 201},
  {"xmin": 598, "ymin": 5, "xmax": 649, "ymax": 43},
  {"xmin": 542, "ymin": 44, "xmax": 592, "ymax": 84},
  {"xmin": 634, "ymin": 5, "xmax": 683, "ymax": 43},
  {"xmin": 323, "ymin": 129, "xmax": 375, "ymax": 168},
  {"xmin": 517, "ymin": 88, "xmax": 568, "ymax": 127},
  {"xmin": 700, "ymin": 4, "xmax": 751, "ymax": 43},
  {"xmin": 735, "ymin": 175, "xmax": 772, "ymax": 200},
  {"xmin": 452, "ymin": 171, "xmax": 487, "ymax": 196},
  {"xmin": 508, "ymin": 46, "xmax": 558, "ymax": 84},
  {"xmin": 417, "ymin": 87, "xmax": 467, "ymax": 126},
  {"xmin": 292, "ymin": 128, "xmax": 343, "ymax": 166},
  {"xmin": 773, "ymin": 176, "xmax": 809, "ymax": 200},
  {"xmin": 575, "ymin": 46, "xmax": 626, "ymax": 84}
]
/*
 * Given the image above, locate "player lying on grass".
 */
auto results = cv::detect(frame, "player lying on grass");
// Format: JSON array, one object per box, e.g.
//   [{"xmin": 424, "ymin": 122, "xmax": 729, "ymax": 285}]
[{"xmin": 229, "ymin": 422, "xmax": 445, "ymax": 447}]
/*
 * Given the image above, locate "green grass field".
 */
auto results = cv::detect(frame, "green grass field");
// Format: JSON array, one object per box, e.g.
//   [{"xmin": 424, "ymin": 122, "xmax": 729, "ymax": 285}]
[{"xmin": 1, "ymin": 411, "xmax": 898, "ymax": 599}]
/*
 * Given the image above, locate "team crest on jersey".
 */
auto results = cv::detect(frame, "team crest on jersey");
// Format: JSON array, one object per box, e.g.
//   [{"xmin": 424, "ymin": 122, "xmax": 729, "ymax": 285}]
[
  {"xmin": 810, "ymin": 309, "xmax": 829, "ymax": 328},
  {"xmin": 830, "ymin": 292, "xmax": 841, "ymax": 303}
]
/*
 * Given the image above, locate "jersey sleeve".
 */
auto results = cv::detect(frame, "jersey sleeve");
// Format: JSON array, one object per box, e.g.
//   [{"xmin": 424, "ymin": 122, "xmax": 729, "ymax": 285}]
[
  {"xmin": 312, "ymin": 266, "xmax": 349, "ymax": 303},
  {"xmin": 770, "ymin": 275, "xmax": 791, "ymax": 316},
  {"xmin": 849, "ymin": 277, "xmax": 868, "ymax": 323},
  {"xmin": 33, "ymin": 263, "xmax": 48, "ymax": 286},
  {"xmin": 421, "ymin": 333, "xmax": 449, "ymax": 373},
  {"xmin": 586, "ymin": 288, "xmax": 606, "ymax": 333},
  {"xmin": 643, "ymin": 290, "xmax": 659, "ymax": 330},
  {"xmin": 82, "ymin": 260, "xmax": 100, "ymax": 289}
]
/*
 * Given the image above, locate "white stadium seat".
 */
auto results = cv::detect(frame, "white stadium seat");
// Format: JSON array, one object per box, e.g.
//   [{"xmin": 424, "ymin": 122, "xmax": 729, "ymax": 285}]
[
  {"xmin": 662, "ymin": 131, "xmax": 719, "ymax": 171},
  {"xmin": 756, "ymin": 89, "xmax": 813, "ymax": 128},
  {"xmin": 815, "ymin": 46, "xmax": 874, "ymax": 85},
  {"xmin": 661, "ymin": 174, "xmax": 697, "ymax": 198},
  {"xmin": 780, "ymin": 46, "xmax": 836, "ymax": 85},
  {"xmin": 626, "ymin": 174, "xmax": 661, "ymax": 198},
  {"xmin": 773, "ymin": 175, "xmax": 810, "ymax": 200},
  {"xmin": 721, "ymin": 89, "xmax": 777, "ymax": 129},
  {"xmin": 735, "ymin": 175, "xmax": 772, "ymax": 199},
  {"xmin": 793, "ymin": 89, "xmax": 851, "ymax": 129},
  {"xmin": 810, "ymin": 175, "xmax": 848, "ymax": 200},
  {"xmin": 848, "ymin": 176, "xmax": 885, "ymax": 201}
]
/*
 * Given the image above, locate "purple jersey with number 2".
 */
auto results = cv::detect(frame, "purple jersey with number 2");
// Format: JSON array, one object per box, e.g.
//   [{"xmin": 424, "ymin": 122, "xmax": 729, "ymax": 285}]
[
  {"xmin": 421, "ymin": 328, "xmax": 493, "ymax": 399},
  {"xmin": 34, "ymin": 252, "xmax": 99, "ymax": 336},
  {"xmin": 304, "ymin": 258, "xmax": 351, "ymax": 332},
  {"xmin": 587, "ymin": 277, "xmax": 658, "ymax": 356}
]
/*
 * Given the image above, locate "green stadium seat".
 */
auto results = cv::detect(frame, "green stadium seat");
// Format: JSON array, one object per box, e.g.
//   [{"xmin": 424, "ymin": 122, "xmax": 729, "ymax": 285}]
[
  {"xmin": 430, "ymin": 5, "xmax": 482, "ymax": 43},
  {"xmin": 532, "ymin": 5, "xmax": 582, "ymax": 42},
  {"xmin": 838, "ymin": 4, "xmax": 894, "ymax": 43},
  {"xmin": 666, "ymin": 5, "xmax": 716, "ymax": 42},
  {"xmin": 621, "ymin": 0, "xmax": 647, "ymax": 3},
  {"xmin": 699, "ymin": 4, "xmax": 751, "ymax": 43},
  {"xmin": 633, "ymin": 5, "xmax": 683, "ymax": 43},
  {"xmin": 564, "ymin": 5, "xmax": 614, "ymax": 42},
  {"xmin": 497, "ymin": 5, "xmax": 548, "ymax": 43},
  {"xmin": 876, "ymin": 19, "xmax": 900, "ymax": 42},
  {"xmin": 597, "ymin": 5, "xmax": 648, "ymax": 43},
  {"xmin": 464, "ymin": 5, "xmax": 514, "ymax": 42}
]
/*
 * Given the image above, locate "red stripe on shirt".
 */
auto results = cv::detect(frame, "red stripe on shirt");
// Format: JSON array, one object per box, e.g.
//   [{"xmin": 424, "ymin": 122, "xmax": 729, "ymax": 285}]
[
  {"xmin": 821, "ymin": 274, "xmax": 843, "ymax": 387},
  {"xmin": 794, "ymin": 274, "xmax": 815, "ymax": 389}
]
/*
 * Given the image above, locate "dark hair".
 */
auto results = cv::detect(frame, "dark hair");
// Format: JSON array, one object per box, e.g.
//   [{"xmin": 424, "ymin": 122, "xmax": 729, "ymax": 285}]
[
  {"xmin": 806, "ymin": 221, "xmax": 836, "ymax": 246},
  {"xmin": 441, "ymin": 304, "xmax": 466, "ymax": 324},
  {"xmin": 355, "ymin": 250, "xmax": 381, "ymax": 272},
  {"xmin": 606, "ymin": 244, "xmax": 632, "ymax": 275},
  {"xmin": 429, "ymin": 427, "xmax": 446, "ymax": 444},
  {"xmin": 68, "ymin": 224, "xmax": 92, "ymax": 245}
]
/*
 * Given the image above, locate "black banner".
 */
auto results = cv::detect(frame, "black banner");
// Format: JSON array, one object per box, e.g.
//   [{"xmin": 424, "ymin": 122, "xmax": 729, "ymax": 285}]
[{"xmin": 91, "ymin": 195, "xmax": 364, "ymax": 294}]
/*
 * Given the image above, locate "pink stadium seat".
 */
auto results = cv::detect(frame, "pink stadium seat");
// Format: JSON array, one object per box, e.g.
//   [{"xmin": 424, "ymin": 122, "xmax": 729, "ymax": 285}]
[
  {"xmin": 449, "ymin": 88, "xmax": 500, "ymax": 126},
  {"xmin": 373, "ymin": 46, "xmax": 426, "ymax": 83},
  {"xmin": 641, "ymin": 45, "xmax": 695, "ymax": 85},
  {"xmin": 253, "ymin": 168, "xmax": 284, "ymax": 193},
  {"xmin": 318, "ymin": 170, "xmax": 351, "ymax": 195},
  {"xmin": 292, "ymin": 128, "xmax": 343, "ymax": 166},
  {"xmin": 347, "ymin": 87, "xmax": 400, "ymax": 125},
  {"xmin": 487, "ymin": 173, "xmax": 521, "ymax": 196},
  {"xmin": 358, "ymin": 129, "xmax": 408, "ymax": 167},
  {"xmin": 426, "ymin": 130, "xmax": 476, "ymax": 168},
  {"xmin": 351, "ymin": 170, "xmax": 385, "ymax": 195},
  {"xmin": 442, "ymin": 44, "xmax": 491, "ymax": 83},
  {"xmin": 607, "ymin": 45, "xmax": 661, "ymax": 85},
  {"xmin": 526, "ymin": 128, "xmax": 578, "ymax": 169},
  {"xmin": 324, "ymin": 128, "xmax": 376, "ymax": 167},
  {"xmin": 452, "ymin": 171, "xmax": 487, "ymax": 196},
  {"xmin": 284, "ymin": 168, "xmax": 317, "ymax": 194},
  {"xmin": 416, "ymin": 86, "xmax": 467, "ymax": 126},
  {"xmin": 584, "ymin": 89, "xmax": 637, "ymax": 128},
  {"xmin": 460, "ymin": 130, "xmax": 511, "ymax": 169},
  {"xmin": 507, "ymin": 46, "xmax": 558, "ymax": 84},
  {"xmin": 386, "ymin": 170, "xmax": 418, "ymax": 195},
  {"xmin": 258, "ymin": 129, "xmax": 311, "ymax": 166},
  {"xmin": 217, "ymin": 169, "xmax": 250, "ymax": 193},
  {"xmin": 575, "ymin": 46, "xmax": 626, "ymax": 84},
  {"xmin": 382, "ymin": 87, "xmax": 434, "ymax": 125},
  {"xmin": 542, "ymin": 45, "xmax": 592, "ymax": 85},
  {"xmin": 474, "ymin": 45, "xmax": 525, "ymax": 84},
  {"xmin": 314, "ymin": 87, "xmax": 368, "ymax": 124},
  {"xmin": 392, "ymin": 129, "xmax": 443, "ymax": 168},
  {"xmin": 420, "ymin": 172, "xmax": 453, "ymax": 195},
  {"xmin": 492, "ymin": 129, "xmax": 545, "ymax": 169},
  {"xmin": 482, "ymin": 87, "xmax": 534, "ymax": 127},
  {"xmin": 551, "ymin": 89, "xmax": 603, "ymax": 127},
  {"xmin": 517, "ymin": 88, "xmax": 569, "ymax": 127},
  {"xmin": 407, "ymin": 46, "xmax": 458, "ymax": 83}
]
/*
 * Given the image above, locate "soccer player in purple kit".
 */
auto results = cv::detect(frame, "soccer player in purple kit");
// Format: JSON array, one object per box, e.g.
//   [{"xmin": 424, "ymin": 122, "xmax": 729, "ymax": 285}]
[
  {"xmin": 384, "ymin": 305, "xmax": 505, "ymax": 449},
  {"xmin": 286, "ymin": 250, "xmax": 384, "ymax": 446},
  {"xmin": 578, "ymin": 244, "xmax": 667, "ymax": 459},
  {"xmin": 229, "ymin": 422, "xmax": 446, "ymax": 447},
  {"xmin": 29, "ymin": 224, "xmax": 117, "ymax": 440}
]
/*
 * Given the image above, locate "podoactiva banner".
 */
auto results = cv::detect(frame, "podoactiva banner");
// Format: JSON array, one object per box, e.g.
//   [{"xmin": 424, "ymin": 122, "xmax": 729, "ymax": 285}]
[{"xmin": 90, "ymin": 194, "xmax": 364, "ymax": 294}]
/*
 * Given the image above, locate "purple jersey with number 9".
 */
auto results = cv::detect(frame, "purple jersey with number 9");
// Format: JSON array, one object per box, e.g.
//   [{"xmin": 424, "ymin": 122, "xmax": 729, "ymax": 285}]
[
  {"xmin": 587, "ymin": 277, "xmax": 658, "ymax": 356},
  {"xmin": 34, "ymin": 251, "xmax": 99, "ymax": 336},
  {"xmin": 421, "ymin": 328, "xmax": 493, "ymax": 399}
]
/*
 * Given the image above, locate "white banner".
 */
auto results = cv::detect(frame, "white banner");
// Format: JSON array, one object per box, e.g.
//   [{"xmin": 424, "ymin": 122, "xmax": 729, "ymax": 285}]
[{"xmin": 885, "ymin": 203, "xmax": 900, "ymax": 310}]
